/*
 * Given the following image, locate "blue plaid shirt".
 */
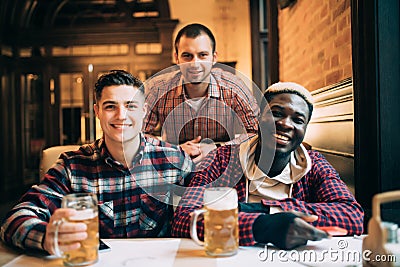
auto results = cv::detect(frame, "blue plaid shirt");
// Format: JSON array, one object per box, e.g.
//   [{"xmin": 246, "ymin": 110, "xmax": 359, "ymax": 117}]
[{"xmin": 1, "ymin": 134, "xmax": 194, "ymax": 251}]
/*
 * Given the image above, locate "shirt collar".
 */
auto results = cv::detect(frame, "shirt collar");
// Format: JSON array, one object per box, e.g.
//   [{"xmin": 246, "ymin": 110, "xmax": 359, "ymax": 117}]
[
  {"xmin": 100, "ymin": 134, "xmax": 146, "ymax": 169},
  {"xmin": 134, "ymin": 133, "xmax": 146, "ymax": 164},
  {"xmin": 208, "ymin": 72, "xmax": 220, "ymax": 98},
  {"xmin": 98, "ymin": 138, "xmax": 111, "ymax": 159},
  {"xmin": 98, "ymin": 138, "xmax": 124, "ymax": 169},
  {"xmin": 239, "ymin": 136, "xmax": 311, "ymax": 202},
  {"xmin": 239, "ymin": 136, "xmax": 311, "ymax": 184}
]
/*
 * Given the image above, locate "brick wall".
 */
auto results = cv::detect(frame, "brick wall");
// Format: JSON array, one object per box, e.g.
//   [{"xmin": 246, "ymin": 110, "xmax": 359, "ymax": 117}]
[{"xmin": 278, "ymin": 0, "xmax": 352, "ymax": 91}]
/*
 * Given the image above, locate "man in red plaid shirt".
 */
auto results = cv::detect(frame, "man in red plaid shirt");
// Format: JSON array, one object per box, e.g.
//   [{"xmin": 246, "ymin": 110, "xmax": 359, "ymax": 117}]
[
  {"xmin": 143, "ymin": 23, "xmax": 259, "ymax": 163},
  {"xmin": 172, "ymin": 82, "xmax": 364, "ymax": 249}
]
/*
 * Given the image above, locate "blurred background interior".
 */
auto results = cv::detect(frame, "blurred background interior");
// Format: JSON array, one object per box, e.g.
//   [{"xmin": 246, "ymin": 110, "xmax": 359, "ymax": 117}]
[{"xmin": 0, "ymin": 0, "xmax": 399, "ymax": 230}]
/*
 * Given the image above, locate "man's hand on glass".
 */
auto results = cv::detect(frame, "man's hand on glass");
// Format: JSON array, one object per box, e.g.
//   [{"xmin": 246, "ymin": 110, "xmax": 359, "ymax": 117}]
[{"xmin": 44, "ymin": 208, "xmax": 87, "ymax": 255}]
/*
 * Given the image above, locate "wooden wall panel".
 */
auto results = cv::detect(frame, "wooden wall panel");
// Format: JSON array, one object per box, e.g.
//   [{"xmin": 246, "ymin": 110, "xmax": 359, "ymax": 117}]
[{"xmin": 304, "ymin": 78, "xmax": 354, "ymax": 193}]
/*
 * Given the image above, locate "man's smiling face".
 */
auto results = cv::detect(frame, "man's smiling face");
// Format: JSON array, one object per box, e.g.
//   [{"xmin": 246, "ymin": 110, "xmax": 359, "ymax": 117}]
[
  {"xmin": 260, "ymin": 93, "xmax": 310, "ymax": 157},
  {"xmin": 94, "ymin": 85, "xmax": 146, "ymax": 146},
  {"xmin": 174, "ymin": 33, "xmax": 217, "ymax": 84}
]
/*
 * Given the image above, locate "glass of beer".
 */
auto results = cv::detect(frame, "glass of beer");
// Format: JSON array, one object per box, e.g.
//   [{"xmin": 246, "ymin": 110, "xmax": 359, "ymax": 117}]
[
  {"xmin": 190, "ymin": 187, "xmax": 239, "ymax": 257},
  {"xmin": 54, "ymin": 193, "xmax": 99, "ymax": 266}
]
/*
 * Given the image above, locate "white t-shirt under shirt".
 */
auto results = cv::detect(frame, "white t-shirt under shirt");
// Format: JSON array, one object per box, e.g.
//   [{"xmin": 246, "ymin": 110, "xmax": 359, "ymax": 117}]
[{"xmin": 186, "ymin": 97, "xmax": 206, "ymax": 112}]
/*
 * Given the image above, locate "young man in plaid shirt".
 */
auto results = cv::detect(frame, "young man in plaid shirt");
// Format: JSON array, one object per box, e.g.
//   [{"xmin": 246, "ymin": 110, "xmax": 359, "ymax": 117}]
[
  {"xmin": 172, "ymin": 82, "xmax": 364, "ymax": 250},
  {"xmin": 143, "ymin": 23, "xmax": 260, "ymax": 163},
  {"xmin": 1, "ymin": 70, "xmax": 194, "ymax": 254}
]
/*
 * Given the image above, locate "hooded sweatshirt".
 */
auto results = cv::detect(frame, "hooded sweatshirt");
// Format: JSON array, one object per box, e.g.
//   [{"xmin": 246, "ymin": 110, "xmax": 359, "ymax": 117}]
[{"xmin": 239, "ymin": 136, "xmax": 311, "ymax": 207}]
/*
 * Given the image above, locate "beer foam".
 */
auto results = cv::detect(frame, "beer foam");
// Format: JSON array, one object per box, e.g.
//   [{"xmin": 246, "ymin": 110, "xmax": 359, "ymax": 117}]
[
  {"xmin": 204, "ymin": 188, "xmax": 238, "ymax": 210},
  {"xmin": 69, "ymin": 209, "xmax": 96, "ymax": 221}
]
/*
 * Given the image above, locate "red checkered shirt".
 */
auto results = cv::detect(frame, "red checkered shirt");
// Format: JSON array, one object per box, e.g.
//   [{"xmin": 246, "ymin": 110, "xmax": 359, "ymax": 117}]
[
  {"xmin": 171, "ymin": 144, "xmax": 364, "ymax": 246},
  {"xmin": 143, "ymin": 68, "xmax": 259, "ymax": 145}
]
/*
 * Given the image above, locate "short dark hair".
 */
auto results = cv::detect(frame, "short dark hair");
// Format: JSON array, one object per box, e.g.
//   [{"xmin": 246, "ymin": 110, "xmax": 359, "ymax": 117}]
[
  {"xmin": 94, "ymin": 70, "xmax": 143, "ymax": 102},
  {"xmin": 174, "ymin": 23, "xmax": 216, "ymax": 54}
]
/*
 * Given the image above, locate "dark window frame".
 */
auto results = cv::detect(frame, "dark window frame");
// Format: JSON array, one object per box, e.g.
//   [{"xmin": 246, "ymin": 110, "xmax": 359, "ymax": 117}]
[
  {"xmin": 250, "ymin": 0, "xmax": 279, "ymax": 93},
  {"xmin": 351, "ymin": 0, "xmax": 400, "ymax": 227}
]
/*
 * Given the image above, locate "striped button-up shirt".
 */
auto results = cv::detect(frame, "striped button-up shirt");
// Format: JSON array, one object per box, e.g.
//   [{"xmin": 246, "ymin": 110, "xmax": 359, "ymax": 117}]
[
  {"xmin": 1, "ymin": 135, "xmax": 194, "ymax": 251},
  {"xmin": 143, "ymin": 68, "xmax": 259, "ymax": 145}
]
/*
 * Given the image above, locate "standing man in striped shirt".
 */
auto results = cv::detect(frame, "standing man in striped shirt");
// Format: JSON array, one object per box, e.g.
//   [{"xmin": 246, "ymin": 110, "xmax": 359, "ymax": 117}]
[
  {"xmin": 1, "ymin": 70, "xmax": 194, "ymax": 255},
  {"xmin": 143, "ymin": 23, "xmax": 260, "ymax": 163}
]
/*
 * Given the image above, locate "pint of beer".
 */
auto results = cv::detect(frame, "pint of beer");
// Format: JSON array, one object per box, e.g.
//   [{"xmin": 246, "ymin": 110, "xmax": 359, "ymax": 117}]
[
  {"xmin": 54, "ymin": 193, "xmax": 99, "ymax": 266},
  {"xmin": 190, "ymin": 187, "xmax": 239, "ymax": 256}
]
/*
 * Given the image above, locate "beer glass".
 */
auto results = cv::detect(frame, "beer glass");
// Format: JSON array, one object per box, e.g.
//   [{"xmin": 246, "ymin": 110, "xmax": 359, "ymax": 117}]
[
  {"xmin": 54, "ymin": 193, "xmax": 99, "ymax": 266},
  {"xmin": 190, "ymin": 187, "xmax": 239, "ymax": 256}
]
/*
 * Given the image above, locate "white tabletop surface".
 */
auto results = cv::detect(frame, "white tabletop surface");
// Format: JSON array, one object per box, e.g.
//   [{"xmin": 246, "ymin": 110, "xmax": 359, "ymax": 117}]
[{"xmin": 0, "ymin": 236, "xmax": 372, "ymax": 267}]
